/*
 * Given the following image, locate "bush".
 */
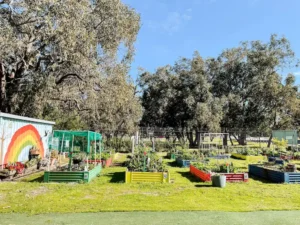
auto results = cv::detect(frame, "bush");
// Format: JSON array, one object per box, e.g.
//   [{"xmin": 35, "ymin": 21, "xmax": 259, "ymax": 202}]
[
  {"xmin": 192, "ymin": 161, "xmax": 236, "ymax": 173},
  {"xmin": 177, "ymin": 150, "xmax": 200, "ymax": 160},
  {"xmin": 104, "ymin": 138, "xmax": 132, "ymax": 153},
  {"xmin": 126, "ymin": 150, "xmax": 167, "ymax": 172}
]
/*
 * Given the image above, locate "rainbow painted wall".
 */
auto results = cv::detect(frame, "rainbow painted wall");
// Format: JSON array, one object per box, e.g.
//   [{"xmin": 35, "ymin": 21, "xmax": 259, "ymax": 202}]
[{"xmin": 0, "ymin": 113, "xmax": 54, "ymax": 164}]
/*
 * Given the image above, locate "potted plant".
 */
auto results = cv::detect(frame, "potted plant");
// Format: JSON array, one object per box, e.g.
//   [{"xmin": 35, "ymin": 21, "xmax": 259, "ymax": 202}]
[{"xmin": 211, "ymin": 174, "xmax": 226, "ymax": 188}]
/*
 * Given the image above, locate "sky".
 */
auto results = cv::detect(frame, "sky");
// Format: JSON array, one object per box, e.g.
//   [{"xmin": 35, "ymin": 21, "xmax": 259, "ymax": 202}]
[{"xmin": 122, "ymin": 0, "xmax": 300, "ymax": 83}]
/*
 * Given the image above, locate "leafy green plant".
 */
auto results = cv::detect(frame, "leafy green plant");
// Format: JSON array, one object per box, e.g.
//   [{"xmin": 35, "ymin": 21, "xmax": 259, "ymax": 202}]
[
  {"xmin": 272, "ymin": 138, "xmax": 288, "ymax": 151},
  {"xmin": 126, "ymin": 151, "xmax": 167, "ymax": 172},
  {"xmin": 192, "ymin": 161, "xmax": 236, "ymax": 173}
]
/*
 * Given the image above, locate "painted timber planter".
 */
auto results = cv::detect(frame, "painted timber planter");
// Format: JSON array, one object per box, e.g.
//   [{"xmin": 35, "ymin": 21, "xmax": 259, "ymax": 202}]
[
  {"xmin": 44, "ymin": 165, "xmax": 102, "ymax": 183},
  {"xmin": 249, "ymin": 164, "xmax": 300, "ymax": 183},
  {"xmin": 125, "ymin": 170, "xmax": 170, "ymax": 183},
  {"xmin": 190, "ymin": 165, "xmax": 248, "ymax": 182},
  {"xmin": 176, "ymin": 157, "xmax": 196, "ymax": 167},
  {"xmin": 231, "ymin": 153, "xmax": 266, "ymax": 161}
]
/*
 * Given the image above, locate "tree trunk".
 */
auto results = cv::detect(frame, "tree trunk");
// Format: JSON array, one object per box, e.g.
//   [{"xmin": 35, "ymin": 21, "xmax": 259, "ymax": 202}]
[
  {"xmin": 186, "ymin": 131, "xmax": 194, "ymax": 148},
  {"xmin": 229, "ymin": 134, "xmax": 234, "ymax": 145},
  {"xmin": 238, "ymin": 132, "xmax": 247, "ymax": 146},
  {"xmin": 233, "ymin": 132, "xmax": 247, "ymax": 146},
  {"xmin": 267, "ymin": 134, "xmax": 273, "ymax": 148},
  {"xmin": 223, "ymin": 134, "xmax": 228, "ymax": 147}
]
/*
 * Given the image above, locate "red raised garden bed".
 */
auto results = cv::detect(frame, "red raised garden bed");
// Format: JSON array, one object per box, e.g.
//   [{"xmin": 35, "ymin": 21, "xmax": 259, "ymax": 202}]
[
  {"xmin": 189, "ymin": 165, "xmax": 248, "ymax": 182},
  {"xmin": 190, "ymin": 165, "xmax": 211, "ymax": 181},
  {"xmin": 85, "ymin": 158, "xmax": 113, "ymax": 168}
]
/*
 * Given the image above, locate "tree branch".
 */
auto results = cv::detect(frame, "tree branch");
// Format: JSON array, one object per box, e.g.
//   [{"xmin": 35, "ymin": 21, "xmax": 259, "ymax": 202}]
[{"xmin": 55, "ymin": 73, "xmax": 83, "ymax": 85}]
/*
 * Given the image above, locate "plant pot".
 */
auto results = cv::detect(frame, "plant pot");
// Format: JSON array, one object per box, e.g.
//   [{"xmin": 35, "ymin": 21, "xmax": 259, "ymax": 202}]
[{"xmin": 212, "ymin": 175, "xmax": 226, "ymax": 188}]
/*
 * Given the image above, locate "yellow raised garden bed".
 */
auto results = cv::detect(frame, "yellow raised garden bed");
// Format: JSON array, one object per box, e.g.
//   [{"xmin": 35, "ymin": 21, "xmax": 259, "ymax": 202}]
[
  {"xmin": 125, "ymin": 171, "xmax": 170, "ymax": 183},
  {"xmin": 231, "ymin": 153, "xmax": 266, "ymax": 161}
]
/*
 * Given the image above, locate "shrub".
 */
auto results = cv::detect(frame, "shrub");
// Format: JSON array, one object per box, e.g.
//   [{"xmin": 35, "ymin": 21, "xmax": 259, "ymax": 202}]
[
  {"xmin": 126, "ymin": 150, "xmax": 167, "ymax": 172},
  {"xmin": 104, "ymin": 138, "xmax": 132, "ymax": 153},
  {"xmin": 192, "ymin": 161, "xmax": 236, "ymax": 173}
]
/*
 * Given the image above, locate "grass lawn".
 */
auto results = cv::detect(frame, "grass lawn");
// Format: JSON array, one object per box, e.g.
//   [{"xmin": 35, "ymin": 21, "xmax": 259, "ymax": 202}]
[
  {"xmin": 1, "ymin": 211, "xmax": 300, "ymax": 225},
  {"xmin": 0, "ymin": 153, "xmax": 300, "ymax": 214}
]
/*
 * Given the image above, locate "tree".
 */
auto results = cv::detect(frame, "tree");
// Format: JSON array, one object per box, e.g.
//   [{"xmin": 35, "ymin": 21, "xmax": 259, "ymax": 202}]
[
  {"xmin": 89, "ymin": 64, "xmax": 142, "ymax": 137},
  {"xmin": 209, "ymin": 35, "xmax": 298, "ymax": 145},
  {"xmin": 0, "ymin": 0, "xmax": 140, "ymax": 118},
  {"xmin": 139, "ymin": 52, "xmax": 225, "ymax": 147}
]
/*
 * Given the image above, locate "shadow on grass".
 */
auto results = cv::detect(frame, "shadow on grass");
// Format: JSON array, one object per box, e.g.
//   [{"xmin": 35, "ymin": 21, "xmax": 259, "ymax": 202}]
[
  {"xmin": 167, "ymin": 161, "xmax": 179, "ymax": 167},
  {"xmin": 195, "ymin": 184, "xmax": 213, "ymax": 188},
  {"xmin": 105, "ymin": 172, "xmax": 125, "ymax": 183},
  {"xmin": 177, "ymin": 171, "xmax": 200, "ymax": 183},
  {"xmin": 249, "ymin": 175, "xmax": 274, "ymax": 184}
]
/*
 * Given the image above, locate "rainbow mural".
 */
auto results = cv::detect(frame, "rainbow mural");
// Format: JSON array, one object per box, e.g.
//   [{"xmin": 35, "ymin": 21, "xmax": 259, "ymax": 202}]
[{"xmin": 4, "ymin": 125, "xmax": 44, "ymax": 163}]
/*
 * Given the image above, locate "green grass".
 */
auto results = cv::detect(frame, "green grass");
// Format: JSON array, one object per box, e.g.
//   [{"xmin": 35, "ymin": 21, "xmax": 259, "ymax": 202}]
[
  {"xmin": 1, "ymin": 211, "xmax": 300, "ymax": 225},
  {"xmin": 0, "ymin": 153, "xmax": 300, "ymax": 214}
]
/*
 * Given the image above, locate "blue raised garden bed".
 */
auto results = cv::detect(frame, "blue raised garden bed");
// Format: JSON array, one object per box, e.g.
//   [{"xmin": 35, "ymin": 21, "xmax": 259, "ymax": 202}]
[
  {"xmin": 249, "ymin": 164, "xmax": 300, "ymax": 183},
  {"xmin": 208, "ymin": 155, "xmax": 230, "ymax": 159},
  {"xmin": 176, "ymin": 158, "xmax": 195, "ymax": 168}
]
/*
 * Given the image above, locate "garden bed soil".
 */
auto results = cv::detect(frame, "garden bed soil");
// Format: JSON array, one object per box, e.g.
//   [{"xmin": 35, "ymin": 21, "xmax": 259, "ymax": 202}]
[{"xmin": 190, "ymin": 165, "xmax": 249, "ymax": 182}]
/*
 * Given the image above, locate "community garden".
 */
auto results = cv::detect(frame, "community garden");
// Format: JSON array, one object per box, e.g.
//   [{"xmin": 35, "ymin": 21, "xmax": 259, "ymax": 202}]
[{"xmin": 1, "ymin": 135, "xmax": 300, "ymax": 215}]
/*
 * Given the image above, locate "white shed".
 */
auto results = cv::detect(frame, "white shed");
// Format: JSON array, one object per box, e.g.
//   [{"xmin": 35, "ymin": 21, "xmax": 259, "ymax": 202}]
[{"xmin": 0, "ymin": 113, "xmax": 55, "ymax": 165}]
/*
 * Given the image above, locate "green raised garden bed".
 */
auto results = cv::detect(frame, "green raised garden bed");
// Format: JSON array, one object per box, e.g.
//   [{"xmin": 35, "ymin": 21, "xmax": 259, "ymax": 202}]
[
  {"xmin": 167, "ymin": 153, "xmax": 177, "ymax": 160},
  {"xmin": 44, "ymin": 165, "xmax": 102, "ymax": 183}
]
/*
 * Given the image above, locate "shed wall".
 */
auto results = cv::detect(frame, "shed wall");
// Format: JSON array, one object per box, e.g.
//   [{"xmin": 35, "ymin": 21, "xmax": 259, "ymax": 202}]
[{"xmin": 0, "ymin": 115, "xmax": 54, "ymax": 164}]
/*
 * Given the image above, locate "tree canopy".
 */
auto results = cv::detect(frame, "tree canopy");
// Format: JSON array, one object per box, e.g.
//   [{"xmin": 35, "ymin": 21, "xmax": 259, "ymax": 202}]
[
  {"xmin": 139, "ymin": 35, "xmax": 299, "ymax": 146},
  {"xmin": 0, "ymin": 0, "xmax": 142, "ymax": 134}
]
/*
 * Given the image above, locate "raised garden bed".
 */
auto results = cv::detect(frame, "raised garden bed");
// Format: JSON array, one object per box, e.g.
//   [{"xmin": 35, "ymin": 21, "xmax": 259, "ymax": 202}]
[
  {"xmin": 190, "ymin": 165, "xmax": 248, "ymax": 182},
  {"xmin": 208, "ymin": 155, "xmax": 230, "ymax": 159},
  {"xmin": 176, "ymin": 157, "xmax": 195, "ymax": 167},
  {"xmin": 125, "ymin": 170, "xmax": 170, "ymax": 183},
  {"xmin": 231, "ymin": 153, "xmax": 266, "ymax": 161},
  {"xmin": 249, "ymin": 164, "xmax": 300, "ymax": 183},
  {"xmin": 167, "ymin": 153, "xmax": 178, "ymax": 160},
  {"xmin": 44, "ymin": 164, "xmax": 102, "ymax": 183}
]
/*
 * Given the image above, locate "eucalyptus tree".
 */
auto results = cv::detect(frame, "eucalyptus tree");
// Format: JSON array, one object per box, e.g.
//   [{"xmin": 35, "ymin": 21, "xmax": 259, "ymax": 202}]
[
  {"xmin": 209, "ymin": 35, "xmax": 298, "ymax": 145},
  {"xmin": 140, "ymin": 52, "xmax": 224, "ymax": 147},
  {"xmin": 0, "ymin": 0, "xmax": 140, "ymax": 122}
]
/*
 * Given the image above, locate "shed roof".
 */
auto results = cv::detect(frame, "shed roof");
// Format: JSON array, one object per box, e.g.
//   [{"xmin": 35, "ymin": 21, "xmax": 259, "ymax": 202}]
[{"xmin": 0, "ymin": 113, "xmax": 55, "ymax": 125}]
